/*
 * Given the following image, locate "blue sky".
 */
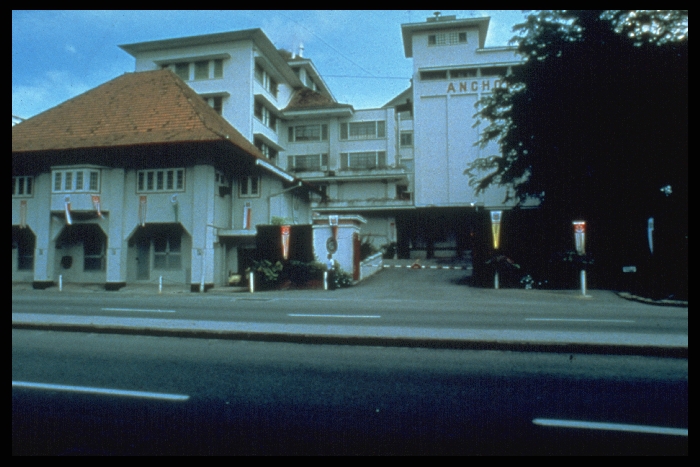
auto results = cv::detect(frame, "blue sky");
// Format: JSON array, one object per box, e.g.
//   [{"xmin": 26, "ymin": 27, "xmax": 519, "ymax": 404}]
[{"xmin": 12, "ymin": 10, "xmax": 527, "ymax": 120}]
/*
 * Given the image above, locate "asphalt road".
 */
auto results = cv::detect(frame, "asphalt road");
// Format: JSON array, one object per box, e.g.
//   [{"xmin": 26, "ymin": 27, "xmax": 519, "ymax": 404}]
[
  {"xmin": 12, "ymin": 329, "xmax": 688, "ymax": 455},
  {"xmin": 12, "ymin": 268, "xmax": 688, "ymax": 355}
]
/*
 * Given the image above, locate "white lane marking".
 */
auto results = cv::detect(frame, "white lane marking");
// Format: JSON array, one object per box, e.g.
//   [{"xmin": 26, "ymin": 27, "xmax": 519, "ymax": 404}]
[
  {"xmin": 526, "ymin": 318, "xmax": 634, "ymax": 323},
  {"xmin": 288, "ymin": 314, "xmax": 381, "ymax": 319},
  {"xmin": 102, "ymin": 307, "xmax": 176, "ymax": 313},
  {"xmin": 532, "ymin": 418, "xmax": 687, "ymax": 436},
  {"xmin": 12, "ymin": 381, "xmax": 189, "ymax": 401}
]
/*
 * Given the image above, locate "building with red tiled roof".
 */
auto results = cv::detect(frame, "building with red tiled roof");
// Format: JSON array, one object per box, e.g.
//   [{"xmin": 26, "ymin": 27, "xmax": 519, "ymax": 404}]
[{"xmin": 12, "ymin": 69, "xmax": 317, "ymax": 290}]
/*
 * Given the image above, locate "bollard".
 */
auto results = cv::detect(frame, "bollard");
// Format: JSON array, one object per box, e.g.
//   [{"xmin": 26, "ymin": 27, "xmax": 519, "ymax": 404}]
[
  {"xmin": 59, "ymin": 274, "xmax": 63, "ymax": 292},
  {"xmin": 159, "ymin": 276, "xmax": 163, "ymax": 294},
  {"xmin": 580, "ymin": 269, "xmax": 587, "ymax": 296},
  {"xmin": 249, "ymin": 271, "xmax": 255, "ymax": 293},
  {"xmin": 200, "ymin": 274, "xmax": 204, "ymax": 293},
  {"xmin": 494, "ymin": 271, "xmax": 499, "ymax": 290},
  {"xmin": 324, "ymin": 271, "xmax": 328, "ymax": 291}
]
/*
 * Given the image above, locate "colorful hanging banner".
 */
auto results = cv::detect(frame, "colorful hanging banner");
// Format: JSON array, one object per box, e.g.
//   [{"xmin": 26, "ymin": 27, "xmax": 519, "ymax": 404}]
[
  {"xmin": 92, "ymin": 195, "xmax": 103, "ymax": 218},
  {"xmin": 139, "ymin": 195, "xmax": 147, "ymax": 227},
  {"xmin": 64, "ymin": 196, "xmax": 72, "ymax": 225},
  {"xmin": 490, "ymin": 211, "xmax": 502, "ymax": 249},
  {"xmin": 329, "ymin": 215, "xmax": 339, "ymax": 240},
  {"xmin": 281, "ymin": 225, "xmax": 291, "ymax": 260},
  {"xmin": 19, "ymin": 200, "xmax": 27, "ymax": 229},
  {"xmin": 573, "ymin": 220, "xmax": 586, "ymax": 255},
  {"xmin": 170, "ymin": 194, "xmax": 179, "ymax": 223},
  {"xmin": 243, "ymin": 202, "xmax": 252, "ymax": 230}
]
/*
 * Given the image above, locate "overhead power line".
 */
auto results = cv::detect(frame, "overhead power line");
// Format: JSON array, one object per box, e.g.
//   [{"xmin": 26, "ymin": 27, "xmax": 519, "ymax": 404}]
[
  {"xmin": 323, "ymin": 75, "xmax": 410, "ymax": 80},
  {"xmin": 276, "ymin": 12, "xmax": 379, "ymax": 78}
]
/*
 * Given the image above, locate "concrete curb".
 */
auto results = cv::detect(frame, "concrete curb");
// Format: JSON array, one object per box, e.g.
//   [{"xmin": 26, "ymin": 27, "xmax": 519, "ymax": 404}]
[{"xmin": 12, "ymin": 313, "xmax": 688, "ymax": 359}]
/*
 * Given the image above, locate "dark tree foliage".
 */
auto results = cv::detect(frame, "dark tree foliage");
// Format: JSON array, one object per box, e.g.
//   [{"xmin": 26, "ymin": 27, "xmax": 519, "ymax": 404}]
[{"xmin": 468, "ymin": 11, "xmax": 687, "ymax": 298}]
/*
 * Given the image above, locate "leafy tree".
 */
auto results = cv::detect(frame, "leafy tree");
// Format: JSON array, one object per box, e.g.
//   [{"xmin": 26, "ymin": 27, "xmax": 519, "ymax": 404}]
[{"xmin": 467, "ymin": 10, "xmax": 687, "ymax": 297}]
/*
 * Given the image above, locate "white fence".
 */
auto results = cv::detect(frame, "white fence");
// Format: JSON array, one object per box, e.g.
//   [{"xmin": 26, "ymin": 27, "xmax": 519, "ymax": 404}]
[{"xmin": 359, "ymin": 252, "xmax": 383, "ymax": 281}]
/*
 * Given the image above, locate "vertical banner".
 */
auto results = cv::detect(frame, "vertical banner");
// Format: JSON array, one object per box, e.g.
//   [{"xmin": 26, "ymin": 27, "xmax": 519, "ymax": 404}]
[
  {"xmin": 139, "ymin": 195, "xmax": 147, "ymax": 227},
  {"xmin": 243, "ymin": 202, "xmax": 252, "ymax": 230},
  {"xmin": 64, "ymin": 196, "xmax": 72, "ymax": 225},
  {"xmin": 170, "ymin": 194, "xmax": 179, "ymax": 223},
  {"xmin": 490, "ymin": 211, "xmax": 502, "ymax": 249},
  {"xmin": 19, "ymin": 200, "xmax": 27, "ymax": 229},
  {"xmin": 647, "ymin": 217, "xmax": 654, "ymax": 255},
  {"xmin": 573, "ymin": 221, "xmax": 586, "ymax": 255},
  {"xmin": 92, "ymin": 195, "xmax": 103, "ymax": 218},
  {"xmin": 281, "ymin": 225, "xmax": 291, "ymax": 260},
  {"xmin": 330, "ymin": 214, "xmax": 339, "ymax": 240}
]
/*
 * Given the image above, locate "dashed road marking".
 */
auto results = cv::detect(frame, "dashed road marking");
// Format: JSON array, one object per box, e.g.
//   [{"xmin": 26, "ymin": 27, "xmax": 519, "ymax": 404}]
[
  {"xmin": 532, "ymin": 418, "xmax": 688, "ymax": 436},
  {"xmin": 12, "ymin": 381, "xmax": 190, "ymax": 401},
  {"xmin": 288, "ymin": 314, "xmax": 381, "ymax": 319},
  {"xmin": 102, "ymin": 307, "xmax": 176, "ymax": 313}
]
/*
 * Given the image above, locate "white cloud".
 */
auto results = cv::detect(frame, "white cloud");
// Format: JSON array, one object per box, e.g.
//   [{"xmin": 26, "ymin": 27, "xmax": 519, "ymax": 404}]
[{"xmin": 12, "ymin": 70, "xmax": 91, "ymax": 120}]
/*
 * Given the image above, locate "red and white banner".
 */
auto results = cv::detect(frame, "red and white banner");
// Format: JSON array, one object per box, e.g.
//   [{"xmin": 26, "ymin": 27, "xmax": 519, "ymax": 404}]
[
  {"xmin": 573, "ymin": 220, "xmax": 586, "ymax": 255},
  {"xmin": 64, "ymin": 196, "xmax": 72, "ymax": 225},
  {"xmin": 19, "ymin": 200, "xmax": 27, "ymax": 229},
  {"xmin": 281, "ymin": 225, "xmax": 291, "ymax": 260},
  {"xmin": 243, "ymin": 202, "xmax": 252, "ymax": 230},
  {"xmin": 139, "ymin": 196, "xmax": 147, "ymax": 227},
  {"xmin": 92, "ymin": 195, "xmax": 103, "ymax": 218},
  {"xmin": 329, "ymin": 215, "xmax": 338, "ymax": 240}
]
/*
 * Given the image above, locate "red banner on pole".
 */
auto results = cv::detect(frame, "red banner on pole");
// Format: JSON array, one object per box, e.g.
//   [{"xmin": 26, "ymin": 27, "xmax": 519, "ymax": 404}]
[
  {"xmin": 64, "ymin": 196, "xmax": 72, "ymax": 225},
  {"xmin": 139, "ymin": 196, "xmax": 147, "ymax": 227},
  {"xmin": 573, "ymin": 221, "xmax": 586, "ymax": 255},
  {"xmin": 281, "ymin": 225, "xmax": 291, "ymax": 260},
  {"xmin": 19, "ymin": 200, "xmax": 27, "ymax": 228},
  {"xmin": 92, "ymin": 195, "xmax": 103, "ymax": 218}
]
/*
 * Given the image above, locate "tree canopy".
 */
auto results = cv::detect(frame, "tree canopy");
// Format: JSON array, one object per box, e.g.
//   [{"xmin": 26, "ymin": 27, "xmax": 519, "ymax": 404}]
[{"xmin": 467, "ymin": 10, "xmax": 687, "ymax": 296}]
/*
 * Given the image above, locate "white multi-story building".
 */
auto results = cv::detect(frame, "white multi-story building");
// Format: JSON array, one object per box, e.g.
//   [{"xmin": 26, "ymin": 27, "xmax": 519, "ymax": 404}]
[{"xmin": 117, "ymin": 14, "xmax": 522, "ymax": 259}]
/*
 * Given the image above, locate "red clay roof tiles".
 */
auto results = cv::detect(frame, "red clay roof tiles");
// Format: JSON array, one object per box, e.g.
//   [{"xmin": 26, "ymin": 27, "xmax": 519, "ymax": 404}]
[{"xmin": 12, "ymin": 69, "xmax": 264, "ymax": 160}]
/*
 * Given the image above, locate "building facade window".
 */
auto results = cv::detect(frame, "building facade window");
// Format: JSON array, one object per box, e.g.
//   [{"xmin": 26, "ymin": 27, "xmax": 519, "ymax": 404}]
[
  {"xmin": 254, "ymin": 139, "xmax": 278, "ymax": 163},
  {"xmin": 480, "ymin": 66, "xmax": 509, "ymax": 77},
  {"xmin": 16, "ymin": 228, "xmax": 35, "ymax": 271},
  {"xmin": 174, "ymin": 63, "xmax": 190, "ymax": 81},
  {"xmin": 213, "ymin": 59, "xmax": 224, "ymax": 79},
  {"xmin": 239, "ymin": 176, "xmax": 261, "ymax": 197},
  {"xmin": 287, "ymin": 154, "xmax": 328, "ymax": 172},
  {"xmin": 83, "ymin": 229, "xmax": 105, "ymax": 271},
  {"xmin": 450, "ymin": 68, "xmax": 478, "ymax": 78},
  {"xmin": 339, "ymin": 121, "xmax": 386, "ymax": 140},
  {"xmin": 194, "ymin": 60, "xmax": 209, "ymax": 80},
  {"xmin": 396, "ymin": 185, "xmax": 411, "ymax": 201},
  {"xmin": 204, "ymin": 96, "xmax": 223, "ymax": 115},
  {"xmin": 340, "ymin": 151, "xmax": 387, "ymax": 170},
  {"xmin": 164, "ymin": 59, "xmax": 224, "ymax": 81},
  {"xmin": 420, "ymin": 70, "xmax": 448, "ymax": 81},
  {"xmin": 288, "ymin": 124, "xmax": 328, "ymax": 142},
  {"xmin": 137, "ymin": 169, "xmax": 185, "ymax": 193},
  {"xmin": 255, "ymin": 63, "xmax": 278, "ymax": 98},
  {"xmin": 153, "ymin": 233, "xmax": 182, "ymax": 270},
  {"xmin": 12, "ymin": 176, "xmax": 34, "ymax": 197},
  {"xmin": 428, "ymin": 31, "xmax": 467, "ymax": 46},
  {"xmin": 254, "ymin": 101, "xmax": 277, "ymax": 130},
  {"xmin": 52, "ymin": 169, "xmax": 100, "ymax": 193},
  {"xmin": 400, "ymin": 131, "xmax": 413, "ymax": 147}
]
